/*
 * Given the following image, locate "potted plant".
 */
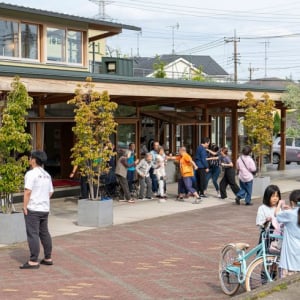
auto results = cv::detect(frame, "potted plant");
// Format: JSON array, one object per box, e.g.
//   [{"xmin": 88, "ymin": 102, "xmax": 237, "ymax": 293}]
[
  {"xmin": 238, "ymin": 91, "xmax": 275, "ymax": 196},
  {"xmin": 0, "ymin": 77, "xmax": 33, "ymax": 244},
  {"xmin": 68, "ymin": 78, "xmax": 118, "ymax": 227}
]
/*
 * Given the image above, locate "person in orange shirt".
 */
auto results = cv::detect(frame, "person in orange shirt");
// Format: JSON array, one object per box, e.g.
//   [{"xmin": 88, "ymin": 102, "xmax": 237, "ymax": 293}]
[{"xmin": 171, "ymin": 147, "xmax": 201, "ymax": 204}]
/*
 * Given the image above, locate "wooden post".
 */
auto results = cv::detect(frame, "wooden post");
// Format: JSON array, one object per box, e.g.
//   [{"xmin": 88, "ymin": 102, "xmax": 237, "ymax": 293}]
[
  {"xmin": 136, "ymin": 106, "xmax": 141, "ymax": 158},
  {"xmin": 201, "ymin": 106, "xmax": 209, "ymax": 138},
  {"xmin": 36, "ymin": 101, "xmax": 45, "ymax": 150},
  {"xmin": 172, "ymin": 124, "xmax": 177, "ymax": 154},
  {"xmin": 278, "ymin": 107, "xmax": 286, "ymax": 170},
  {"xmin": 169, "ymin": 123, "xmax": 172, "ymax": 153},
  {"xmin": 231, "ymin": 107, "xmax": 238, "ymax": 167}
]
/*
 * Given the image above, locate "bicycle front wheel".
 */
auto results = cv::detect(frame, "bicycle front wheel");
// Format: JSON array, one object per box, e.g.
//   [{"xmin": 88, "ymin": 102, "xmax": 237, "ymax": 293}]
[
  {"xmin": 245, "ymin": 255, "xmax": 279, "ymax": 292},
  {"xmin": 219, "ymin": 244, "xmax": 241, "ymax": 296}
]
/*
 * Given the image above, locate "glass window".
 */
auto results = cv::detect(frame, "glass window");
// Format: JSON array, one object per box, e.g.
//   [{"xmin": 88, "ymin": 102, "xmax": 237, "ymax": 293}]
[
  {"xmin": 47, "ymin": 27, "xmax": 66, "ymax": 62},
  {"xmin": 117, "ymin": 124, "xmax": 136, "ymax": 150},
  {"xmin": 0, "ymin": 20, "xmax": 19, "ymax": 57},
  {"xmin": 67, "ymin": 30, "xmax": 82, "ymax": 64},
  {"xmin": 21, "ymin": 23, "xmax": 38, "ymax": 59},
  {"xmin": 286, "ymin": 138, "xmax": 293, "ymax": 146},
  {"xmin": 295, "ymin": 138, "xmax": 300, "ymax": 148}
]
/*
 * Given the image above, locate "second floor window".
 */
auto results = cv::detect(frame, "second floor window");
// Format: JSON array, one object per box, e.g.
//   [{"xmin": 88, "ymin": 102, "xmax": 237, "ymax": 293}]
[
  {"xmin": 0, "ymin": 19, "xmax": 38, "ymax": 60},
  {"xmin": 47, "ymin": 27, "xmax": 82, "ymax": 65}
]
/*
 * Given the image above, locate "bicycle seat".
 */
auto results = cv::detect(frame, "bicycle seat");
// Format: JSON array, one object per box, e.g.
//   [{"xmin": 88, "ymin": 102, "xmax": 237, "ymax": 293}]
[{"xmin": 235, "ymin": 243, "xmax": 250, "ymax": 251}]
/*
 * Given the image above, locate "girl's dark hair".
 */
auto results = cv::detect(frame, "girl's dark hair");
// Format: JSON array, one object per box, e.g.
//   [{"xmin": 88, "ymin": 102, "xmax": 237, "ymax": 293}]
[
  {"xmin": 289, "ymin": 190, "xmax": 300, "ymax": 226},
  {"xmin": 263, "ymin": 185, "xmax": 281, "ymax": 207}
]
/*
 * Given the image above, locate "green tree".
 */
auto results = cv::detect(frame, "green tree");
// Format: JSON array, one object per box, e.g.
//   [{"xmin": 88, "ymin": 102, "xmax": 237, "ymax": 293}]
[
  {"xmin": 192, "ymin": 65, "xmax": 206, "ymax": 82},
  {"xmin": 238, "ymin": 92, "xmax": 275, "ymax": 175},
  {"xmin": 0, "ymin": 76, "xmax": 33, "ymax": 213},
  {"xmin": 68, "ymin": 78, "xmax": 118, "ymax": 200},
  {"xmin": 153, "ymin": 56, "xmax": 166, "ymax": 78},
  {"xmin": 281, "ymin": 83, "xmax": 300, "ymax": 109},
  {"xmin": 281, "ymin": 83, "xmax": 300, "ymax": 136},
  {"xmin": 273, "ymin": 111, "xmax": 281, "ymax": 137}
]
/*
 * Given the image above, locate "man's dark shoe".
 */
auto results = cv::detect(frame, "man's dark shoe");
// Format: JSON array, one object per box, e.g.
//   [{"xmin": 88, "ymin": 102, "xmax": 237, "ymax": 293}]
[
  {"xmin": 245, "ymin": 203, "xmax": 253, "ymax": 206},
  {"xmin": 235, "ymin": 196, "xmax": 241, "ymax": 205}
]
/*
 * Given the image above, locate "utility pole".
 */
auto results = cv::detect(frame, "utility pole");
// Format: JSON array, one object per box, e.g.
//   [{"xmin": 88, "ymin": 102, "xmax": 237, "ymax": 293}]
[
  {"xmin": 136, "ymin": 31, "xmax": 142, "ymax": 57},
  {"xmin": 224, "ymin": 30, "xmax": 240, "ymax": 83},
  {"xmin": 248, "ymin": 63, "xmax": 259, "ymax": 81},
  {"xmin": 263, "ymin": 40, "xmax": 270, "ymax": 78},
  {"xmin": 88, "ymin": 0, "xmax": 113, "ymax": 20},
  {"xmin": 168, "ymin": 23, "xmax": 179, "ymax": 55}
]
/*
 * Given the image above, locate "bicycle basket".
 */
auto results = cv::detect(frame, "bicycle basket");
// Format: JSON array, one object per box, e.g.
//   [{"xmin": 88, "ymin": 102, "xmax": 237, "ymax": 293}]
[{"xmin": 262, "ymin": 228, "xmax": 282, "ymax": 255}]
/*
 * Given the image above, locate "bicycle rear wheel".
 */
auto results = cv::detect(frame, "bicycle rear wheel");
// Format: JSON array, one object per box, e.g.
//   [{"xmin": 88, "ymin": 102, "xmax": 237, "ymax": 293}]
[
  {"xmin": 219, "ymin": 244, "xmax": 241, "ymax": 296},
  {"xmin": 245, "ymin": 255, "xmax": 279, "ymax": 292}
]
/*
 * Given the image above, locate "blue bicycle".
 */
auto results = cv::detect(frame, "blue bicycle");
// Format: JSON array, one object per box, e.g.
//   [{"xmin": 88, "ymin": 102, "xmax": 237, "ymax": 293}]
[{"xmin": 219, "ymin": 227, "xmax": 282, "ymax": 295}]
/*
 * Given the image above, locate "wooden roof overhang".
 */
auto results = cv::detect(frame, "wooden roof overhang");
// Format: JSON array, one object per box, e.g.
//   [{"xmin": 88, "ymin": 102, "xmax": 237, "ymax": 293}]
[
  {"xmin": 0, "ymin": 65, "xmax": 285, "ymax": 110},
  {"xmin": 0, "ymin": 3, "xmax": 141, "ymax": 42}
]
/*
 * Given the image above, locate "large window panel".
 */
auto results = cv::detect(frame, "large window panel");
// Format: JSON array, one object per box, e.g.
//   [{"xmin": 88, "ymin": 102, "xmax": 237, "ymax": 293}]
[
  {"xmin": 47, "ymin": 27, "xmax": 66, "ymax": 62},
  {"xmin": 0, "ymin": 20, "xmax": 19, "ymax": 57},
  {"xmin": 21, "ymin": 23, "xmax": 38, "ymax": 59},
  {"xmin": 67, "ymin": 30, "xmax": 82, "ymax": 64}
]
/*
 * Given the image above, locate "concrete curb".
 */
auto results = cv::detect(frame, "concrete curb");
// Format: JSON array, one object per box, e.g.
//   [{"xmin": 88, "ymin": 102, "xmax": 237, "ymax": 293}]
[{"xmin": 232, "ymin": 274, "xmax": 300, "ymax": 300}]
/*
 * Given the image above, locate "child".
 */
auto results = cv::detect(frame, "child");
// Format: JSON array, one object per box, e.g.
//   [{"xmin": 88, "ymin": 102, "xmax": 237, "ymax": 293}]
[
  {"xmin": 276, "ymin": 189, "xmax": 300, "ymax": 278},
  {"xmin": 219, "ymin": 147, "xmax": 240, "ymax": 200},
  {"xmin": 256, "ymin": 185, "xmax": 282, "ymax": 231},
  {"xmin": 256, "ymin": 185, "xmax": 283, "ymax": 253}
]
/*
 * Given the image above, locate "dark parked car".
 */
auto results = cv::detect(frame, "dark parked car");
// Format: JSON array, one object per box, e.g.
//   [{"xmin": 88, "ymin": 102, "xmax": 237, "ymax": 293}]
[{"xmin": 272, "ymin": 137, "xmax": 300, "ymax": 164}]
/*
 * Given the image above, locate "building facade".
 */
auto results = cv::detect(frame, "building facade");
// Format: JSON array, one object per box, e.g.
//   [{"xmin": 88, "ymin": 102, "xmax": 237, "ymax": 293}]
[{"xmin": 0, "ymin": 3, "xmax": 287, "ymax": 180}]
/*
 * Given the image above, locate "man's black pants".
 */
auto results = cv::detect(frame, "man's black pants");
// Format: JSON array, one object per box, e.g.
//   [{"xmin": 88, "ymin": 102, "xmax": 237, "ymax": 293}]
[{"xmin": 24, "ymin": 210, "xmax": 52, "ymax": 262}]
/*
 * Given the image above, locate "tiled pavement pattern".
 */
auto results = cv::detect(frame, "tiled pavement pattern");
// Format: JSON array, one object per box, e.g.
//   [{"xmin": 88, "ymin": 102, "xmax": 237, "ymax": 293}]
[{"xmin": 0, "ymin": 192, "xmax": 285, "ymax": 300}]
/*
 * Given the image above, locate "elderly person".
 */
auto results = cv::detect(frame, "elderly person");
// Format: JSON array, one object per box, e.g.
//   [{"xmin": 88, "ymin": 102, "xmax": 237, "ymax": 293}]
[
  {"xmin": 20, "ymin": 150, "xmax": 54, "ymax": 269},
  {"xmin": 115, "ymin": 149, "xmax": 139, "ymax": 203},
  {"xmin": 171, "ymin": 147, "xmax": 201, "ymax": 204},
  {"xmin": 136, "ymin": 153, "xmax": 153, "ymax": 200}
]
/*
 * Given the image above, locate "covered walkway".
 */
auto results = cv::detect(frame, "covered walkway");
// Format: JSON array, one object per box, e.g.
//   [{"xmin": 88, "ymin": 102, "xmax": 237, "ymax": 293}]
[{"xmin": 0, "ymin": 64, "xmax": 286, "ymax": 178}]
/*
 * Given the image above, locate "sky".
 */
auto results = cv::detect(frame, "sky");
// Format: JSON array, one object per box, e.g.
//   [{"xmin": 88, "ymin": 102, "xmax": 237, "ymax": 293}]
[{"xmin": 4, "ymin": 0, "xmax": 300, "ymax": 81}]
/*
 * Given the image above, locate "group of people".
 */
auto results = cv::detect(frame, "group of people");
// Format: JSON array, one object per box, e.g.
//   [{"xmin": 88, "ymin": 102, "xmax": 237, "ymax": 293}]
[
  {"xmin": 256, "ymin": 185, "xmax": 300, "ymax": 278},
  {"xmin": 115, "ymin": 141, "xmax": 169, "ymax": 203},
  {"xmin": 19, "ymin": 149, "xmax": 300, "ymax": 281},
  {"xmin": 90, "ymin": 137, "xmax": 259, "ymax": 206},
  {"xmin": 173, "ymin": 137, "xmax": 257, "ymax": 206}
]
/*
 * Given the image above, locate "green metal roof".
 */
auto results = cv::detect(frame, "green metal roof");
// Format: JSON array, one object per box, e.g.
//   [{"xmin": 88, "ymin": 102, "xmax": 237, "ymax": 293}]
[
  {"xmin": 0, "ymin": 63, "xmax": 286, "ymax": 93},
  {"xmin": 0, "ymin": 2, "xmax": 140, "ymax": 32}
]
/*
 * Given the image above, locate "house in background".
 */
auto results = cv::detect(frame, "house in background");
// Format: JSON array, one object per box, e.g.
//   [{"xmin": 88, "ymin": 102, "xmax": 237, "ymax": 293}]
[{"xmin": 133, "ymin": 55, "xmax": 230, "ymax": 82}]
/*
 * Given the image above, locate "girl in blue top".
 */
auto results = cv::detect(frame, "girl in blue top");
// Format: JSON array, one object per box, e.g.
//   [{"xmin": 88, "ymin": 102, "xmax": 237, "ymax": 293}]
[{"xmin": 276, "ymin": 189, "xmax": 300, "ymax": 278}]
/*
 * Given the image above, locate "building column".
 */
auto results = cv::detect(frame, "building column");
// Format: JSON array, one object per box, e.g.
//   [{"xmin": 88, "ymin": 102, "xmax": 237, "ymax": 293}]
[
  {"xmin": 278, "ymin": 106, "xmax": 286, "ymax": 170},
  {"xmin": 36, "ymin": 101, "xmax": 45, "ymax": 150},
  {"xmin": 136, "ymin": 106, "xmax": 141, "ymax": 158},
  {"xmin": 201, "ymin": 106, "xmax": 209, "ymax": 138},
  {"xmin": 231, "ymin": 107, "xmax": 238, "ymax": 167}
]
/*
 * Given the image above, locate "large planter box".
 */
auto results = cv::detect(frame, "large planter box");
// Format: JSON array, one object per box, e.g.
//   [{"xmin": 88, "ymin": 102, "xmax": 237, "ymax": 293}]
[
  {"xmin": 252, "ymin": 176, "xmax": 271, "ymax": 198},
  {"xmin": 0, "ymin": 212, "xmax": 27, "ymax": 245},
  {"xmin": 78, "ymin": 199, "xmax": 113, "ymax": 227}
]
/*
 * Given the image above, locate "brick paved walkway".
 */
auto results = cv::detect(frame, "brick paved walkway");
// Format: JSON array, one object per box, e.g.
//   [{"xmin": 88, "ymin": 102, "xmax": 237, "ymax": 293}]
[{"xmin": 0, "ymin": 196, "xmax": 284, "ymax": 300}]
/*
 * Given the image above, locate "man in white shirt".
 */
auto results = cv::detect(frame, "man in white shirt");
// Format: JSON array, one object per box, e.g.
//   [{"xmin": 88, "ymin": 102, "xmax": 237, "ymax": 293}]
[{"xmin": 20, "ymin": 150, "xmax": 54, "ymax": 269}]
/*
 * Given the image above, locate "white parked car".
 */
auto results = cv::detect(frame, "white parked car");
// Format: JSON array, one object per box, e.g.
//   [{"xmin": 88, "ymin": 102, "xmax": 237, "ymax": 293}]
[{"xmin": 272, "ymin": 137, "xmax": 300, "ymax": 164}]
